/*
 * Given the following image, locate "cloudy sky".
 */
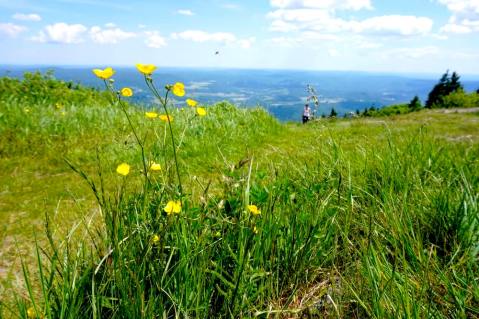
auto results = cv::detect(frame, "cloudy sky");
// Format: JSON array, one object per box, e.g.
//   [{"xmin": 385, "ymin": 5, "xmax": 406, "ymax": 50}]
[{"xmin": 0, "ymin": 0, "xmax": 478, "ymax": 74}]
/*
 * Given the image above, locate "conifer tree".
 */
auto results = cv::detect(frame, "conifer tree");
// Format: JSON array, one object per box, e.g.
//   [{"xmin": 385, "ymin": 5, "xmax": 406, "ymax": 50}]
[
  {"xmin": 329, "ymin": 108, "xmax": 337, "ymax": 118},
  {"xmin": 426, "ymin": 70, "xmax": 463, "ymax": 108},
  {"xmin": 408, "ymin": 95, "xmax": 422, "ymax": 111}
]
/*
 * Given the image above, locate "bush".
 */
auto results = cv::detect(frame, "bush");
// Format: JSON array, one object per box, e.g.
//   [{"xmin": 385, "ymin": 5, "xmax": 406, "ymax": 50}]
[{"xmin": 441, "ymin": 91, "xmax": 479, "ymax": 109}]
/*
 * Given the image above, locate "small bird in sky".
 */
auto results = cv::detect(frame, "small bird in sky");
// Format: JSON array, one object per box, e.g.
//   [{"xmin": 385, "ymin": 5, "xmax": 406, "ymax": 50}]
[{"xmin": 215, "ymin": 51, "xmax": 220, "ymax": 55}]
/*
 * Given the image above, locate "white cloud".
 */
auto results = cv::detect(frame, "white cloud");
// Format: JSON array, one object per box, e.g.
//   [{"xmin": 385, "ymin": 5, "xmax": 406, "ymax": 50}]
[
  {"xmin": 354, "ymin": 15, "xmax": 433, "ymax": 36},
  {"xmin": 145, "ymin": 31, "xmax": 167, "ymax": 48},
  {"xmin": 268, "ymin": 7, "xmax": 433, "ymax": 37},
  {"xmin": 0, "ymin": 22, "xmax": 27, "ymax": 37},
  {"xmin": 438, "ymin": 0, "xmax": 479, "ymax": 33},
  {"xmin": 105, "ymin": 22, "xmax": 116, "ymax": 28},
  {"xmin": 237, "ymin": 37, "xmax": 256, "ymax": 48},
  {"xmin": 386, "ymin": 46, "xmax": 440, "ymax": 59},
  {"xmin": 12, "ymin": 13, "xmax": 42, "ymax": 22},
  {"xmin": 270, "ymin": 0, "xmax": 373, "ymax": 11},
  {"xmin": 172, "ymin": 30, "xmax": 237, "ymax": 43},
  {"xmin": 90, "ymin": 26, "xmax": 135, "ymax": 44},
  {"xmin": 171, "ymin": 30, "xmax": 254, "ymax": 48},
  {"xmin": 177, "ymin": 9, "xmax": 195, "ymax": 16},
  {"xmin": 32, "ymin": 23, "xmax": 87, "ymax": 44}
]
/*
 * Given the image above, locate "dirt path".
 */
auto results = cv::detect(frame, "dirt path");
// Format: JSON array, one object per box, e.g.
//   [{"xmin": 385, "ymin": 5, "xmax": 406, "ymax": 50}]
[{"xmin": 434, "ymin": 107, "xmax": 479, "ymax": 114}]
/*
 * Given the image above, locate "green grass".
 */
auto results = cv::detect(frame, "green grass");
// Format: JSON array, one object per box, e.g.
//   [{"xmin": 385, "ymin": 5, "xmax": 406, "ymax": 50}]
[{"xmin": 1, "ymin": 73, "xmax": 478, "ymax": 318}]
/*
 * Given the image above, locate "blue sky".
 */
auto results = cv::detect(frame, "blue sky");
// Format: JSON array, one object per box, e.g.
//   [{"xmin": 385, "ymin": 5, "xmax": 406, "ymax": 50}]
[{"xmin": 0, "ymin": 0, "xmax": 478, "ymax": 74}]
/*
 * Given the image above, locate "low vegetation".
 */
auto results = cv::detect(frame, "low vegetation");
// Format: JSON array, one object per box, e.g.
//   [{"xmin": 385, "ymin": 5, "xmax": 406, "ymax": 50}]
[{"xmin": 0, "ymin": 71, "xmax": 478, "ymax": 318}]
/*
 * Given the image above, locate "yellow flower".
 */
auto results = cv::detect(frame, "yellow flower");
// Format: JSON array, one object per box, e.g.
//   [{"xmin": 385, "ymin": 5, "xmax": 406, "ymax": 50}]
[
  {"xmin": 253, "ymin": 226, "xmax": 259, "ymax": 234},
  {"xmin": 145, "ymin": 112, "xmax": 158, "ymax": 119},
  {"xmin": 121, "ymin": 87, "xmax": 133, "ymax": 97},
  {"xmin": 186, "ymin": 98, "xmax": 198, "ymax": 107},
  {"xmin": 149, "ymin": 162, "xmax": 162, "ymax": 171},
  {"xmin": 151, "ymin": 234, "xmax": 160, "ymax": 243},
  {"xmin": 159, "ymin": 114, "xmax": 173, "ymax": 123},
  {"xmin": 55, "ymin": 102, "xmax": 63, "ymax": 109},
  {"xmin": 247, "ymin": 205, "xmax": 261, "ymax": 216},
  {"xmin": 196, "ymin": 107, "xmax": 206, "ymax": 116},
  {"xmin": 116, "ymin": 163, "xmax": 130, "ymax": 176},
  {"xmin": 24, "ymin": 107, "xmax": 30, "ymax": 113},
  {"xmin": 92, "ymin": 67, "xmax": 115, "ymax": 80},
  {"xmin": 26, "ymin": 307, "xmax": 36, "ymax": 318},
  {"xmin": 136, "ymin": 64, "xmax": 157, "ymax": 75},
  {"xmin": 164, "ymin": 200, "xmax": 181, "ymax": 215},
  {"xmin": 172, "ymin": 82, "xmax": 185, "ymax": 97}
]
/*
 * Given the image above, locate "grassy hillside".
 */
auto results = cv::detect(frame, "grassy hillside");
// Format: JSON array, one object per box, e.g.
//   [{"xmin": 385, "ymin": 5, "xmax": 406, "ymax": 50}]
[{"xmin": 1, "ymin": 72, "xmax": 478, "ymax": 318}]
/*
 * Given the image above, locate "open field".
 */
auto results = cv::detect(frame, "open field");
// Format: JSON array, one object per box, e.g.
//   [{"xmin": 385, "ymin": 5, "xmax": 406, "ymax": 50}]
[{"xmin": 1, "ymin": 74, "xmax": 478, "ymax": 318}]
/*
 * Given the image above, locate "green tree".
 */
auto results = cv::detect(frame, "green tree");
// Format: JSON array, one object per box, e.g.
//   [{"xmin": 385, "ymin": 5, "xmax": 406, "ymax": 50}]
[
  {"xmin": 408, "ymin": 95, "xmax": 422, "ymax": 111},
  {"xmin": 426, "ymin": 70, "xmax": 463, "ymax": 108},
  {"xmin": 329, "ymin": 108, "xmax": 337, "ymax": 118}
]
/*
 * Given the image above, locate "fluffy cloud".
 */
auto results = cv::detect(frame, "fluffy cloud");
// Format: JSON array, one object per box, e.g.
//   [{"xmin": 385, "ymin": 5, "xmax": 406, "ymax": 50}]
[
  {"xmin": 32, "ymin": 23, "xmax": 87, "ymax": 43},
  {"xmin": 172, "ymin": 30, "xmax": 237, "ymax": 43},
  {"xmin": 12, "ymin": 13, "xmax": 42, "ymax": 22},
  {"xmin": 270, "ymin": 0, "xmax": 372, "ymax": 11},
  {"xmin": 171, "ymin": 30, "xmax": 255, "ymax": 48},
  {"xmin": 0, "ymin": 22, "xmax": 27, "ymax": 37},
  {"xmin": 438, "ymin": 0, "xmax": 479, "ymax": 33},
  {"xmin": 145, "ymin": 31, "xmax": 167, "ymax": 48},
  {"xmin": 386, "ymin": 46, "xmax": 439, "ymax": 59},
  {"xmin": 90, "ymin": 26, "xmax": 136, "ymax": 44},
  {"xmin": 268, "ymin": 1, "xmax": 433, "ymax": 38},
  {"xmin": 269, "ymin": 9, "xmax": 433, "ymax": 36},
  {"xmin": 177, "ymin": 9, "xmax": 195, "ymax": 16}
]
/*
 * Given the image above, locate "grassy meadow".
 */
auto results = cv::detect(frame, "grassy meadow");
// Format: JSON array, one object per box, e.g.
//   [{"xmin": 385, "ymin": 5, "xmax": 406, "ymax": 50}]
[{"xmin": 0, "ymin": 71, "xmax": 478, "ymax": 318}]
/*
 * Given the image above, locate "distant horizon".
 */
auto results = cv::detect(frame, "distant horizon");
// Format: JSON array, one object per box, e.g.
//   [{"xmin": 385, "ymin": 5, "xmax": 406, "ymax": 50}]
[{"xmin": 2, "ymin": 64, "xmax": 479, "ymax": 80}]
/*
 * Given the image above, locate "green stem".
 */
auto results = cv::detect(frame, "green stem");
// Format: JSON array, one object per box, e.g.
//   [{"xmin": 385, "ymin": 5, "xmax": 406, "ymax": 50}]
[{"xmin": 146, "ymin": 78, "xmax": 183, "ymax": 195}]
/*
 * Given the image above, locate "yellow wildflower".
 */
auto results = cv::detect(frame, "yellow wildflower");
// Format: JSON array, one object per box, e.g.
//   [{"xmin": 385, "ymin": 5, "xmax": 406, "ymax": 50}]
[
  {"xmin": 196, "ymin": 107, "xmax": 206, "ymax": 116},
  {"xmin": 149, "ymin": 162, "xmax": 162, "ymax": 171},
  {"xmin": 116, "ymin": 163, "xmax": 130, "ymax": 176},
  {"xmin": 186, "ymin": 98, "xmax": 198, "ymax": 107},
  {"xmin": 145, "ymin": 112, "xmax": 158, "ymax": 119},
  {"xmin": 159, "ymin": 114, "xmax": 173, "ymax": 123},
  {"xmin": 121, "ymin": 87, "xmax": 133, "ymax": 97},
  {"xmin": 92, "ymin": 67, "xmax": 115, "ymax": 80},
  {"xmin": 151, "ymin": 234, "xmax": 160, "ymax": 243},
  {"xmin": 136, "ymin": 64, "xmax": 157, "ymax": 75},
  {"xmin": 172, "ymin": 82, "xmax": 185, "ymax": 97},
  {"xmin": 247, "ymin": 205, "xmax": 261, "ymax": 216},
  {"xmin": 253, "ymin": 226, "xmax": 258, "ymax": 234},
  {"xmin": 164, "ymin": 200, "xmax": 181, "ymax": 215},
  {"xmin": 55, "ymin": 103, "xmax": 63, "ymax": 109},
  {"xmin": 26, "ymin": 307, "xmax": 36, "ymax": 318}
]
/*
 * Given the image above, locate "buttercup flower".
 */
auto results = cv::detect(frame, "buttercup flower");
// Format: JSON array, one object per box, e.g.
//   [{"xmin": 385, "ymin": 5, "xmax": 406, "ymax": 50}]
[
  {"xmin": 186, "ymin": 99, "xmax": 198, "ymax": 107},
  {"xmin": 116, "ymin": 163, "xmax": 130, "ymax": 176},
  {"xmin": 136, "ymin": 64, "xmax": 157, "ymax": 75},
  {"xmin": 93, "ymin": 67, "xmax": 115, "ymax": 80},
  {"xmin": 121, "ymin": 87, "xmax": 133, "ymax": 97},
  {"xmin": 172, "ymin": 82, "xmax": 185, "ymax": 97},
  {"xmin": 26, "ymin": 307, "xmax": 36, "ymax": 318},
  {"xmin": 196, "ymin": 107, "xmax": 206, "ymax": 116},
  {"xmin": 149, "ymin": 162, "xmax": 162, "ymax": 171},
  {"xmin": 159, "ymin": 114, "xmax": 173, "ymax": 122},
  {"xmin": 145, "ymin": 112, "xmax": 158, "ymax": 119},
  {"xmin": 151, "ymin": 234, "xmax": 160, "ymax": 243},
  {"xmin": 164, "ymin": 200, "xmax": 181, "ymax": 215},
  {"xmin": 247, "ymin": 205, "xmax": 261, "ymax": 216}
]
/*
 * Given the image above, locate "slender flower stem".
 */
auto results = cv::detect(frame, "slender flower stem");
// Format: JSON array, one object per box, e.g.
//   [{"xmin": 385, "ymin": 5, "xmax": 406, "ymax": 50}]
[
  {"xmin": 103, "ymin": 80, "xmax": 149, "ymax": 183},
  {"xmin": 145, "ymin": 78, "xmax": 183, "ymax": 195}
]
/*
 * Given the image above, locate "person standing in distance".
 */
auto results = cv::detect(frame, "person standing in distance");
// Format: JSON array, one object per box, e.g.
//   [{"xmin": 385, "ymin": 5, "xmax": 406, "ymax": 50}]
[{"xmin": 302, "ymin": 104, "xmax": 311, "ymax": 124}]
